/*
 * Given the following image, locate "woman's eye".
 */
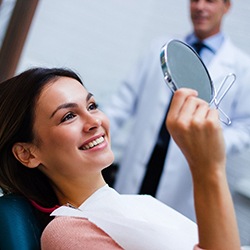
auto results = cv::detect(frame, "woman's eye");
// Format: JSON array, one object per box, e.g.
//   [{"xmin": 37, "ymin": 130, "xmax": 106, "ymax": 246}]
[
  {"xmin": 88, "ymin": 102, "xmax": 99, "ymax": 111},
  {"xmin": 61, "ymin": 112, "xmax": 76, "ymax": 123}
]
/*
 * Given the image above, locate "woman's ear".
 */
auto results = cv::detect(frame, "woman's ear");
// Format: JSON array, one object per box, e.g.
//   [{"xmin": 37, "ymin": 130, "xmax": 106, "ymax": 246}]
[{"xmin": 12, "ymin": 143, "xmax": 41, "ymax": 168}]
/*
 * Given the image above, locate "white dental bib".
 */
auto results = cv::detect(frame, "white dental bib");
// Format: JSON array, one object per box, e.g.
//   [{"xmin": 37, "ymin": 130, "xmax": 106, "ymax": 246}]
[{"xmin": 51, "ymin": 185, "xmax": 198, "ymax": 249}]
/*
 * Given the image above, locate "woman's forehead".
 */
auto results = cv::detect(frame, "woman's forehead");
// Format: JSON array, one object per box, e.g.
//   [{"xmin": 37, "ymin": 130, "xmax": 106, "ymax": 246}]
[
  {"xmin": 42, "ymin": 77, "xmax": 86, "ymax": 97},
  {"xmin": 36, "ymin": 77, "xmax": 88, "ymax": 110}
]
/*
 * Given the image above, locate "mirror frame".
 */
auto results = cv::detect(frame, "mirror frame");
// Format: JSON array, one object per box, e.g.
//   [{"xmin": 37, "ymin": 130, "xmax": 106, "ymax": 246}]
[{"xmin": 160, "ymin": 39, "xmax": 216, "ymax": 104}]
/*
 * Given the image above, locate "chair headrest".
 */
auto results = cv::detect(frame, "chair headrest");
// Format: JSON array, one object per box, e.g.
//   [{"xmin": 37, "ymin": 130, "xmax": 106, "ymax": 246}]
[{"xmin": 0, "ymin": 194, "xmax": 43, "ymax": 250}]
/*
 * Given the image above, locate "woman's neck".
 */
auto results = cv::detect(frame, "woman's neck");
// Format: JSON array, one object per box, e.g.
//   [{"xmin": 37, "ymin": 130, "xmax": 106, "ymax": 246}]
[{"xmin": 53, "ymin": 173, "xmax": 106, "ymax": 207}]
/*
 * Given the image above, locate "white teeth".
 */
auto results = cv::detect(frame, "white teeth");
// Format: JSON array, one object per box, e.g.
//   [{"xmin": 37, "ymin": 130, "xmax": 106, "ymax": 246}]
[{"xmin": 81, "ymin": 136, "xmax": 104, "ymax": 150}]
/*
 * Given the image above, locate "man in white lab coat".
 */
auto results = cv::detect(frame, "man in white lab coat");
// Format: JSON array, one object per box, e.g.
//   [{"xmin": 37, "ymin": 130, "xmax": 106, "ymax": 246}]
[{"xmin": 103, "ymin": 0, "xmax": 250, "ymax": 221}]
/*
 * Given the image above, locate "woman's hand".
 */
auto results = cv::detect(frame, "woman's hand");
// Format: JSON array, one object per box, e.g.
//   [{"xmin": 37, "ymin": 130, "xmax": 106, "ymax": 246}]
[
  {"xmin": 166, "ymin": 88, "xmax": 226, "ymax": 181},
  {"xmin": 167, "ymin": 88, "xmax": 240, "ymax": 250}
]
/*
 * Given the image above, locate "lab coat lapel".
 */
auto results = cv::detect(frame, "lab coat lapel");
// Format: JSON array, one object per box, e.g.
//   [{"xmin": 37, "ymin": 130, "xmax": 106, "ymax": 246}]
[{"xmin": 208, "ymin": 38, "xmax": 235, "ymax": 89}]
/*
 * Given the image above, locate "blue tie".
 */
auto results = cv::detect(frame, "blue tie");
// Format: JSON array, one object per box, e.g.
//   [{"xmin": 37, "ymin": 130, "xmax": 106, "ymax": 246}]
[
  {"xmin": 192, "ymin": 41, "xmax": 214, "ymax": 55},
  {"xmin": 192, "ymin": 41, "xmax": 206, "ymax": 55}
]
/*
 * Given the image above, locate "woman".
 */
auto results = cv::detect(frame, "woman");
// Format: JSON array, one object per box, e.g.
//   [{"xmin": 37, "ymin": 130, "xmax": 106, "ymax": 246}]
[{"xmin": 0, "ymin": 67, "xmax": 240, "ymax": 249}]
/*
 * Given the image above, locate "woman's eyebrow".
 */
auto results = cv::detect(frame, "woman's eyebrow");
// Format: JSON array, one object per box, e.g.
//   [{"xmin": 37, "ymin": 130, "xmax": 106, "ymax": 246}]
[
  {"xmin": 50, "ymin": 92, "xmax": 94, "ymax": 119},
  {"xmin": 87, "ymin": 92, "xmax": 93, "ymax": 101},
  {"xmin": 50, "ymin": 103, "xmax": 78, "ymax": 119}
]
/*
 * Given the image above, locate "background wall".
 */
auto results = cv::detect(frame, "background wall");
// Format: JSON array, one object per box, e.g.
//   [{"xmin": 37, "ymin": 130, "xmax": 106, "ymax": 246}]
[
  {"xmin": 1, "ymin": 0, "xmax": 250, "ymax": 246},
  {"xmin": 15, "ymin": 0, "xmax": 250, "ymax": 104}
]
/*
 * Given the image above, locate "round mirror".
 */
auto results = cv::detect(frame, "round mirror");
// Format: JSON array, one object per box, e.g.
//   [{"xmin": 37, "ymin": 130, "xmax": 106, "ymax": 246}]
[{"xmin": 160, "ymin": 39, "xmax": 215, "ymax": 104}]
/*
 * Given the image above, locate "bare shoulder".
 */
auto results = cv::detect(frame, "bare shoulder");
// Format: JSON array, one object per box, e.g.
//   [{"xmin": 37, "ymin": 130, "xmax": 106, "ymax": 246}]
[{"xmin": 41, "ymin": 216, "xmax": 122, "ymax": 249}]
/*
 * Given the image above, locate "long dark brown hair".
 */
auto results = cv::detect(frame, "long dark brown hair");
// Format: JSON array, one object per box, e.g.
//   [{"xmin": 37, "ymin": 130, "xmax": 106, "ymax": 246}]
[{"xmin": 0, "ymin": 67, "xmax": 83, "ymax": 211}]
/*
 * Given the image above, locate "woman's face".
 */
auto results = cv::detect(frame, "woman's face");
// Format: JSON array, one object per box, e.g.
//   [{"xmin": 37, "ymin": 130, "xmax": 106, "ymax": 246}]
[{"xmin": 32, "ymin": 77, "xmax": 114, "ymax": 181}]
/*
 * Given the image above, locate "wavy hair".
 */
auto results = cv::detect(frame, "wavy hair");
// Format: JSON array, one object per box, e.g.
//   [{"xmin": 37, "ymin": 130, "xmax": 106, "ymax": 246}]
[{"xmin": 0, "ymin": 67, "xmax": 83, "ymax": 210}]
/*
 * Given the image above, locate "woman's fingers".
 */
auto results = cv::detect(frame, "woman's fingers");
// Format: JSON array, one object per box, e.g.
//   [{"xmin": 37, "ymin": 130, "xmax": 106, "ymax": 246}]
[
  {"xmin": 167, "ymin": 88, "xmax": 208, "ymax": 133},
  {"xmin": 166, "ymin": 88, "xmax": 225, "ymax": 177},
  {"xmin": 167, "ymin": 88, "xmax": 198, "ymax": 121}
]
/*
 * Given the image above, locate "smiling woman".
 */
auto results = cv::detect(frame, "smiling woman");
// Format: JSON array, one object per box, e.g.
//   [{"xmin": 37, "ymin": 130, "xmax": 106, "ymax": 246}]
[{"xmin": 0, "ymin": 67, "xmax": 241, "ymax": 249}]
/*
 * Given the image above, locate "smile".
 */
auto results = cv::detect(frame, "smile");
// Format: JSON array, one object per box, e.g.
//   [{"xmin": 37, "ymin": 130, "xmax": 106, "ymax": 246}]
[{"xmin": 80, "ymin": 136, "xmax": 104, "ymax": 150}]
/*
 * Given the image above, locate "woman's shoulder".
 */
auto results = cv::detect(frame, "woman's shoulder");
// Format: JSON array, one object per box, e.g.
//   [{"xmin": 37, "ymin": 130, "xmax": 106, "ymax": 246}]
[{"xmin": 41, "ymin": 216, "xmax": 122, "ymax": 249}]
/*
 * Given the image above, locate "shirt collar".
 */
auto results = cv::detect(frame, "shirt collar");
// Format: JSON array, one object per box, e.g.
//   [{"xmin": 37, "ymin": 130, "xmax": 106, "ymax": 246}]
[{"xmin": 185, "ymin": 32, "xmax": 225, "ymax": 54}]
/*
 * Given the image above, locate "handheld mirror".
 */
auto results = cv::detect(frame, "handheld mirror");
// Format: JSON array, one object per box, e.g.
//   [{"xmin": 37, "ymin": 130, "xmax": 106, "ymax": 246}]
[{"xmin": 160, "ymin": 39, "xmax": 236, "ymax": 125}]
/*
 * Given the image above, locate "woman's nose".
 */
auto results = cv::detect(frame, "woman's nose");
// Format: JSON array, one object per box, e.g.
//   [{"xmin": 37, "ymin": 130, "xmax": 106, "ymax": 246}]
[{"xmin": 83, "ymin": 115, "xmax": 102, "ymax": 131}]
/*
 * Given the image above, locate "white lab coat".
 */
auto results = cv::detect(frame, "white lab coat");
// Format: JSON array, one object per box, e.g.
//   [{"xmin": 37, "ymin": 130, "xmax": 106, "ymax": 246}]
[{"xmin": 103, "ymin": 36, "xmax": 250, "ymax": 221}]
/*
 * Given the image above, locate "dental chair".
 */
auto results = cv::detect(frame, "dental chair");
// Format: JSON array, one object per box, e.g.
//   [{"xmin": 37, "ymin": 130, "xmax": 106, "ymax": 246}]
[{"xmin": 0, "ymin": 194, "xmax": 43, "ymax": 250}]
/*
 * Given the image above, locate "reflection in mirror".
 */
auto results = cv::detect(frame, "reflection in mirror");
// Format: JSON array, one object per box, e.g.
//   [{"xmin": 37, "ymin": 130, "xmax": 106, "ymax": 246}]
[{"xmin": 160, "ymin": 39, "xmax": 236, "ymax": 125}]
